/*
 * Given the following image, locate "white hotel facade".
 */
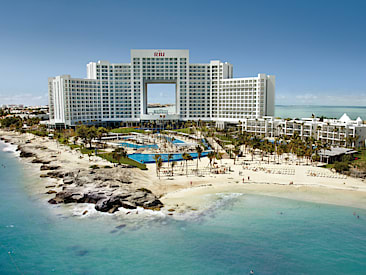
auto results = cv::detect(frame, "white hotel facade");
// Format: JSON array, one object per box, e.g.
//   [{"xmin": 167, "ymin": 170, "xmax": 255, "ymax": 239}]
[
  {"xmin": 241, "ymin": 114, "xmax": 366, "ymax": 147},
  {"xmin": 48, "ymin": 49, "xmax": 275, "ymax": 127}
]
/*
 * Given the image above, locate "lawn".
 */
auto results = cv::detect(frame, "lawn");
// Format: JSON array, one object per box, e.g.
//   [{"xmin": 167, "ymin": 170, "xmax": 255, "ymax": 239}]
[
  {"xmin": 173, "ymin": 128, "xmax": 192, "ymax": 134},
  {"xmin": 110, "ymin": 127, "xmax": 145, "ymax": 134},
  {"xmin": 98, "ymin": 153, "xmax": 147, "ymax": 170},
  {"xmin": 216, "ymin": 134, "xmax": 235, "ymax": 143}
]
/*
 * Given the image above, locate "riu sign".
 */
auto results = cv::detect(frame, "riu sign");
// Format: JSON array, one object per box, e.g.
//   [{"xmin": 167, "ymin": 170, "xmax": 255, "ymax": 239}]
[{"xmin": 154, "ymin": 52, "xmax": 165, "ymax": 57}]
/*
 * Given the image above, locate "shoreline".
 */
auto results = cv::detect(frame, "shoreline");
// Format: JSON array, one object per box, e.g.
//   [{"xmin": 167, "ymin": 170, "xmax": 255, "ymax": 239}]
[{"xmin": 1, "ymin": 129, "xmax": 366, "ymax": 219}]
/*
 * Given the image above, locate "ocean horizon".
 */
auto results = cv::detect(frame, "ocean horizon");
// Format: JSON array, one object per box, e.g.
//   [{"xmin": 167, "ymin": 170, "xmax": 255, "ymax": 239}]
[
  {"xmin": 275, "ymin": 105, "xmax": 366, "ymax": 120},
  {"xmin": 147, "ymin": 105, "xmax": 366, "ymax": 121},
  {"xmin": 1, "ymin": 141, "xmax": 366, "ymax": 274}
]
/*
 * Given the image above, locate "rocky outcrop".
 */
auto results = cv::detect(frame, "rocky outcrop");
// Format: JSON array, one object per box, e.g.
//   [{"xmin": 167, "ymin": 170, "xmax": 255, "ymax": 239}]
[
  {"xmin": 1, "ymin": 131, "xmax": 162, "ymax": 215},
  {"xmin": 49, "ymin": 188, "xmax": 162, "ymax": 213},
  {"xmin": 18, "ymin": 145, "xmax": 36, "ymax": 158},
  {"xmin": 40, "ymin": 164, "xmax": 60, "ymax": 171},
  {"xmin": 48, "ymin": 168, "xmax": 163, "ymax": 213},
  {"xmin": 32, "ymin": 158, "xmax": 51, "ymax": 164}
]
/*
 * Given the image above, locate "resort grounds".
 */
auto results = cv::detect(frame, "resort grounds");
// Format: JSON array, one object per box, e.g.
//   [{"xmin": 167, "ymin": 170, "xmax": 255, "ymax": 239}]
[{"xmin": 1, "ymin": 119, "xmax": 366, "ymax": 218}]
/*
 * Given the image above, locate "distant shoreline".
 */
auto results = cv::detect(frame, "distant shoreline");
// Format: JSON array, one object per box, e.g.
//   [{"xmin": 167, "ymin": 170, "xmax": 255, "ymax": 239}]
[{"xmin": 147, "ymin": 104, "xmax": 175, "ymax": 108}]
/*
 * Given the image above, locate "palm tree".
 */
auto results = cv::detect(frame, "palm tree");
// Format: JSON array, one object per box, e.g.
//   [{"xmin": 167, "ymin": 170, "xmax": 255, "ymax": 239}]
[
  {"xmin": 153, "ymin": 154, "xmax": 162, "ymax": 178},
  {"xmin": 207, "ymin": 151, "xmax": 215, "ymax": 171},
  {"xmin": 171, "ymin": 161, "xmax": 176, "ymax": 176},
  {"xmin": 87, "ymin": 126, "xmax": 97, "ymax": 148},
  {"xmin": 73, "ymin": 136, "xmax": 79, "ymax": 146},
  {"xmin": 233, "ymin": 145, "xmax": 240, "ymax": 165},
  {"xmin": 182, "ymin": 152, "xmax": 193, "ymax": 176},
  {"xmin": 96, "ymin": 127, "xmax": 108, "ymax": 147},
  {"xmin": 168, "ymin": 153, "xmax": 173, "ymax": 172},
  {"xmin": 216, "ymin": 151, "xmax": 223, "ymax": 165},
  {"xmin": 195, "ymin": 145, "xmax": 203, "ymax": 173},
  {"xmin": 111, "ymin": 147, "xmax": 127, "ymax": 164}
]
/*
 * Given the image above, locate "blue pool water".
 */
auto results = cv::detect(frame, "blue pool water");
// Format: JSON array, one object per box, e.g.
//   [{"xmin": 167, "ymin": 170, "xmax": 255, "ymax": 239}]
[
  {"xmin": 128, "ymin": 151, "xmax": 209, "ymax": 163},
  {"xmin": 165, "ymin": 136, "xmax": 185, "ymax": 144},
  {"xmin": 1, "ymin": 140, "xmax": 366, "ymax": 274},
  {"xmin": 119, "ymin": 142, "xmax": 158, "ymax": 149}
]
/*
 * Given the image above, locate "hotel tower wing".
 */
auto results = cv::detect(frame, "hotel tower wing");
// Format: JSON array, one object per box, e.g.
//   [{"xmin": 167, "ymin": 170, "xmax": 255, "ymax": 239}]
[{"xmin": 48, "ymin": 49, "xmax": 275, "ymax": 127}]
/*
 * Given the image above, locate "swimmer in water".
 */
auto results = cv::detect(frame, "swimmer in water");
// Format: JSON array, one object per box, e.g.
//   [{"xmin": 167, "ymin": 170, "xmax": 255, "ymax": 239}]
[{"xmin": 250, "ymin": 270, "xmax": 254, "ymax": 274}]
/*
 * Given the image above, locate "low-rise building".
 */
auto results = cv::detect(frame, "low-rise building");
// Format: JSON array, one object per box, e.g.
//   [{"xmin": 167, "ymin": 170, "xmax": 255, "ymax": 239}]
[{"xmin": 240, "ymin": 113, "xmax": 366, "ymax": 147}]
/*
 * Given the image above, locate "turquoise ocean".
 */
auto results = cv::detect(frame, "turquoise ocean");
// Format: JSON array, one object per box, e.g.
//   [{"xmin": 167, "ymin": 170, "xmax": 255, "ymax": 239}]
[
  {"xmin": 275, "ymin": 105, "xmax": 366, "ymax": 120},
  {"xmin": 148, "ymin": 105, "xmax": 366, "ymax": 120},
  {"xmin": 1, "ymin": 140, "xmax": 366, "ymax": 274}
]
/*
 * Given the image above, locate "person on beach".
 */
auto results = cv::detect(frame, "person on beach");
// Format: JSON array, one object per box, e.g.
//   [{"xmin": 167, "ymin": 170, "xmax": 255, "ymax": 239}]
[
  {"xmin": 242, "ymin": 178, "xmax": 245, "ymax": 183},
  {"xmin": 248, "ymin": 176, "xmax": 250, "ymax": 181}
]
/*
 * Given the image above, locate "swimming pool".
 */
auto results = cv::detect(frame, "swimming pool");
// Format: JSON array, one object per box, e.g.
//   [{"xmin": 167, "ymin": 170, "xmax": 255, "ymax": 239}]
[
  {"xmin": 164, "ymin": 136, "xmax": 185, "ymax": 144},
  {"xmin": 119, "ymin": 142, "xmax": 158, "ymax": 149},
  {"xmin": 128, "ymin": 151, "xmax": 209, "ymax": 163}
]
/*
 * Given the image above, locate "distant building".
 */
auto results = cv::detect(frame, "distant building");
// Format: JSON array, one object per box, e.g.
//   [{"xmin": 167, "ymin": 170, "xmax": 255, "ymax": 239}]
[
  {"xmin": 240, "ymin": 113, "xmax": 366, "ymax": 147},
  {"xmin": 48, "ymin": 49, "xmax": 275, "ymax": 127}
]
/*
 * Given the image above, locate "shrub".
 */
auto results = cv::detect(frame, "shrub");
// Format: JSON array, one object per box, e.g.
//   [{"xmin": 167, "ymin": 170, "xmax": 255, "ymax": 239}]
[{"xmin": 334, "ymin": 161, "xmax": 349, "ymax": 173}]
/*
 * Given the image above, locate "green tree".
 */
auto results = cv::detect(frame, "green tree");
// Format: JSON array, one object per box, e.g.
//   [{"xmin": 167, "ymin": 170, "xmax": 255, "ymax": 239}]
[
  {"xmin": 153, "ymin": 154, "xmax": 162, "ymax": 178},
  {"xmin": 97, "ymin": 127, "xmax": 108, "ymax": 143},
  {"xmin": 207, "ymin": 151, "xmax": 215, "ymax": 171},
  {"xmin": 87, "ymin": 126, "xmax": 97, "ymax": 148},
  {"xmin": 76, "ymin": 125, "xmax": 89, "ymax": 147},
  {"xmin": 182, "ymin": 152, "xmax": 193, "ymax": 176},
  {"xmin": 195, "ymin": 145, "xmax": 203, "ymax": 172}
]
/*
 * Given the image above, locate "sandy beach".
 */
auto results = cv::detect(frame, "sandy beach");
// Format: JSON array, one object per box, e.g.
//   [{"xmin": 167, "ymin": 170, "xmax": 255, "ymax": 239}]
[{"xmin": 1, "ymin": 129, "xmax": 366, "ymax": 217}]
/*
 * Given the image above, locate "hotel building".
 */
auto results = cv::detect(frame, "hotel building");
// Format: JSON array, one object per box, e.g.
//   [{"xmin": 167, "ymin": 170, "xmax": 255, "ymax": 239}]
[
  {"xmin": 48, "ymin": 49, "xmax": 275, "ymax": 127},
  {"xmin": 240, "ymin": 114, "xmax": 366, "ymax": 147}
]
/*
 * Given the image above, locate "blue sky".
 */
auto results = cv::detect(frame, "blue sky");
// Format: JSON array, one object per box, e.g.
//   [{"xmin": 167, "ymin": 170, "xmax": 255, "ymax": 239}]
[{"xmin": 0, "ymin": 0, "xmax": 365, "ymax": 106}]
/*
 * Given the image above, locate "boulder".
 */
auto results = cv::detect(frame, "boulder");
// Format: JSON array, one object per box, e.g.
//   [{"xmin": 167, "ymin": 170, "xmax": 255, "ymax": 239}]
[
  {"xmin": 32, "ymin": 158, "xmax": 51, "ymax": 164},
  {"xmin": 63, "ymin": 178, "xmax": 74, "ymax": 185},
  {"xmin": 40, "ymin": 165, "xmax": 60, "ymax": 171},
  {"xmin": 46, "ymin": 171, "xmax": 64, "ymax": 178},
  {"xmin": 20, "ymin": 150, "xmax": 35, "ymax": 158}
]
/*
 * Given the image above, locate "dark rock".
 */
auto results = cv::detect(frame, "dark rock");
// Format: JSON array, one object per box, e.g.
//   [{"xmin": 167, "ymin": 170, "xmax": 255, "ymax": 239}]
[
  {"xmin": 46, "ymin": 171, "xmax": 64, "ymax": 178},
  {"xmin": 63, "ymin": 178, "xmax": 74, "ymax": 185},
  {"xmin": 40, "ymin": 165, "xmax": 60, "ymax": 171},
  {"xmin": 116, "ymin": 224, "xmax": 126, "ymax": 229},
  {"xmin": 31, "ymin": 158, "xmax": 43, "ymax": 163},
  {"xmin": 46, "ymin": 169, "xmax": 164, "ymax": 213},
  {"xmin": 19, "ymin": 150, "xmax": 35, "ymax": 158},
  {"xmin": 45, "ymin": 185, "xmax": 56, "ymax": 188},
  {"xmin": 120, "ymin": 201, "xmax": 137, "ymax": 209},
  {"xmin": 46, "ymin": 190, "xmax": 57, "ymax": 194},
  {"xmin": 32, "ymin": 158, "xmax": 51, "ymax": 164}
]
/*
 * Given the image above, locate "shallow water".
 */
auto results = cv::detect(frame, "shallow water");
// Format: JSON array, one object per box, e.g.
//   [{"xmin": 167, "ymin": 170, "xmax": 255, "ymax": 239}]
[{"xmin": 1, "ymin": 141, "xmax": 366, "ymax": 274}]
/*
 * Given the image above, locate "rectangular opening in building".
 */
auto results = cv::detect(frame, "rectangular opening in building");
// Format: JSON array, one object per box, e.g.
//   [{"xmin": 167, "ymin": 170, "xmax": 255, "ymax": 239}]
[{"xmin": 146, "ymin": 83, "xmax": 176, "ymax": 115}]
